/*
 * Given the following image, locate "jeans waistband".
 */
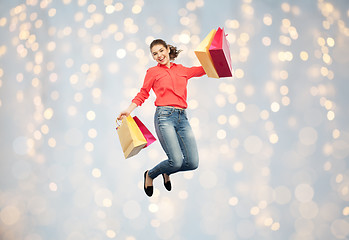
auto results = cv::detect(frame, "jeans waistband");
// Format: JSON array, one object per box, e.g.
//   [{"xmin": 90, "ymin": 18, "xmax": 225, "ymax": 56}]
[{"xmin": 156, "ymin": 106, "xmax": 186, "ymax": 112}]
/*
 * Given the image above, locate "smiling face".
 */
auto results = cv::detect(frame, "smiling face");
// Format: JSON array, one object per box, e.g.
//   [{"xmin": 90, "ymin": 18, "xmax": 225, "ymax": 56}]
[{"xmin": 151, "ymin": 44, "xmax": 171, "ymax": 67}]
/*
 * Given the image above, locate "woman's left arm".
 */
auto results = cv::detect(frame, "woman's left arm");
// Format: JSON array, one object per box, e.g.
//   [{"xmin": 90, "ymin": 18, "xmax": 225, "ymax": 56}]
[{"xmin": 187, "ymin": 66, "xmax": 206, "ymax": 79}]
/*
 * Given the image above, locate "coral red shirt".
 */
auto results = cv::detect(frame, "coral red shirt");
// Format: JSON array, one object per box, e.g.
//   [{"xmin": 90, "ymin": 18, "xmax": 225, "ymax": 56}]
[{"xmin": 132, "ymin": 63, "xmax": 206, "ymax": 109}]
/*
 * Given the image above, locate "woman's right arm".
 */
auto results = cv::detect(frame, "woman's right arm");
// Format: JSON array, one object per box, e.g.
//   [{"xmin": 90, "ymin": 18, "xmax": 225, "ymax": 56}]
[
  {"xmin": 117, "ymin": 102, "xmax": 138, "ymax": 120},
  {"xmin": 117, "ymin": 68, "xmax": 155, "ymax": 120}
]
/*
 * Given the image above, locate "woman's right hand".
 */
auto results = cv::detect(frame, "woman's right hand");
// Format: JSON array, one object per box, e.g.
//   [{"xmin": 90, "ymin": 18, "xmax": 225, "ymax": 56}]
[
  {"xmin": 117, "ymin": 102, "xmax": 138, "ymax": 120},
  {"xmin": 117, "ymin": 110, "xmax": 130, "ymax": 120}
]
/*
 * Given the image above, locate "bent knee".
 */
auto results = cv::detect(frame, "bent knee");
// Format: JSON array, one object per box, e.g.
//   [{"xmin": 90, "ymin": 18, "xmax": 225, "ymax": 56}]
[
  {"xmin": 187, "ymin": 156, "xmax": 199, "ymax": 170},
  {"xmin": 169, "ymin": 157, "xmax": 183, "ymax": 170},
  {"xmin": 189, "ymin": 161, "xmax": 199, "ymax": 170}
]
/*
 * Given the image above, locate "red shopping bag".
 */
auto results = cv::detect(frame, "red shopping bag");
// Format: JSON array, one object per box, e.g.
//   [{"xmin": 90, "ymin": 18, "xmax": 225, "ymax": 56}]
[
  {"xmin": 133, "ymin": 116, "xmax": 156, "ymax": 148},
  {"xmin": 209, "ymin": 27, "xmax": 233, "ymax": 78}
]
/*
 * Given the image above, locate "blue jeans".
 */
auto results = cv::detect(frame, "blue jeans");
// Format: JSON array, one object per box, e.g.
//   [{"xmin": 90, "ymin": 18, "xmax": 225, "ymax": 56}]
[{"xmin": 148, "ymin": 106, "xmax": 199, "ymax": 179}]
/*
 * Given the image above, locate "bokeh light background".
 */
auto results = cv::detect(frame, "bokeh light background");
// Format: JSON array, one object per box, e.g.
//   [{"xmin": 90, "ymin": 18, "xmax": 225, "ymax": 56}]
[{"xmin": 1, "ymin": 0, "xmax": 349, "ymax": 239}]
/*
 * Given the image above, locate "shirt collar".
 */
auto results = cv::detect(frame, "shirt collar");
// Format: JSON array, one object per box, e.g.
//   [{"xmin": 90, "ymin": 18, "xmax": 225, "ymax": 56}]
[{"xmin": 157, "ymin": 62, "xmax": 176, "ymax": 68}]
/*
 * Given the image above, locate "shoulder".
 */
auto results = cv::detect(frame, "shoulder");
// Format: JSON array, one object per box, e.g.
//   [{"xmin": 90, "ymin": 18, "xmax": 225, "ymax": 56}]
[{"xmin": 147, "ymin": 65, "xmax": 160, "ymax": 73}]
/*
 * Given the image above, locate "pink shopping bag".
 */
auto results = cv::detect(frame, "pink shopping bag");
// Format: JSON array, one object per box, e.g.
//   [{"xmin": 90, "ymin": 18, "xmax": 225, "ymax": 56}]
[
  {"xmin": 209, "ymin": 27, "xmax": 233, "ymax": 78},
  {"xmin": 133, "ymin": 116, "xmax": 156, "ymax": 148}
]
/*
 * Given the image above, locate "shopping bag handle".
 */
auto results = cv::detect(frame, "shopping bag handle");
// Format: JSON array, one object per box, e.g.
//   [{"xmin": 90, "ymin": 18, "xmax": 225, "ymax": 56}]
[{"xmin": 116, "ymin": 119, "xmax": 122, "ymax": 130}]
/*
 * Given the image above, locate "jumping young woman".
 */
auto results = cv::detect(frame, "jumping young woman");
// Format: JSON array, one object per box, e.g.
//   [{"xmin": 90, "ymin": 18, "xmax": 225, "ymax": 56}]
[{"xmin": 117, "ymin": 39, "xmax": 206, "ymax": 197}]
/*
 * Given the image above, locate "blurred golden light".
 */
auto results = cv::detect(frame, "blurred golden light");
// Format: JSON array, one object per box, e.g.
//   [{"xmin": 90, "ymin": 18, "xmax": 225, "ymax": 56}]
[
  {"xmin": 343, "ymin": 207, "xmax": 349, "ymax": 216},
  {"xmin": 240, "ymin": 32, "xmax": 250, "ymax": 42},
  {"xmin": 299, "ymin": 51, "xmax": 309, "ymax": 61},
  {"xmin": 86, "ymin": 110, "xmax": 96, "ymax": 120},
  {"xmin": 281, "ymin": 3, "xmax": 290, "ymax": 12},
  {"xmin": 322, "ymin": 53, "xmax": 332, "ymax": 64},
  {"xmin": 260, "ymin": 110, "xmax": 269, "ymax": 120},
  {"xmin": 280, "ymin": 70, "xmax": 288, "ymax": 80},
  {"xmin": 327, "ymin": 110, "xmax": 335, "ymax": 120},
  {"xmin": 271, "ymin": 222, "xmax": 280, "ymax": 231},
  {"xmin": 236, "ymin": 102, "xmax": 246, "ymax": 112},
  {"xmin": 263, "ymin": 14, "xmax": 272, "ymax": 26},
  {"xmin": 0, "ymin": 206, "xmax": 21, "ymax": 226},
  {"xmin": 228, "ymin": 197, "xmax": 239, "ymax": 206},
  {"xmin": 132, "ymin": 5, "xmax": 142, "ymax": 14},
  {"xmin": 233, "ymin": 162, "xmax": 244, "ymax": 172},
  {"xmin": 279, "ymin": 35, "xmax": 291, "ymax": 46},
  {"xmin": 282, "ymin": 18, "xmax": 291, "ymax": 28},
  {"xmin": 67, "ymin": 106, "xmax": 77, "ymax": 116},
  {"xmin": 264, "ymin": 217, "xmax": 273, "ymax": 226},
  {"xmin": 179, "ymin": 33, "xmax": 191, "ymax": 44},
  {"xmin": 116, "ymin": 49, "xmax": 126, "ymax": 59},
  {"xmin": 48, "ymin": 8, "xmax": 56, "ymax": 17},
  {"xmin": 33, "ymin": 130, "xmax": 42, "ymax": 140},
  {"xmin": 85, "ymin": 19, "xmax": 94, "ymax": 28},
  {"xmin": 114, "ymin": 32, "xmax": 124, "ymax": 41},
  {"xmin": 317, "ymin": 37, "xmax": 326, "ymax": 46},
  {"xmin": 88, "ymin": 128, "xmax": 98, "ymax": 138},
  {"xmin": 217, "ymin": 115, "xmax": 227, "ymax": 125},
  {"xmin": 281, "ymin": 96, "xmax": 290, "ymax": 106},
  {"xmin": 106, "ymin": 230, "xmax": 116, "ymax": 238},
  {"xmin": 269, "ymin": 133, "xmax": 279, "ymax": 144},
  {"xmin": 179, "ymin": 190, "xmax": 188, "ymax": 199},
  {"xmin": 92, "ymin": 88, "xmax": 102, "ymax": 98},
  {"xmin": 186, "ymin": 2, "xmax": 196, "ymax": 11},
  {"xmin": 270, "ymin": 102, "xmax": 280, "ymax": 112},
  {"xmin": 332, "ymin": 129, "xmax": 340, "ymax": 139},
  {"xmin": 44, "ymin": 108, "xmax": 54, "ymax": 120},
  {"xmin": 91, "ymin": 45, "xmax": 104, "ymax": 58},
  {"xmin": 250, "ymin": 206, "xmax": 260, "ymax": 215},
  {"xmin": 85, "ymin": 142, "xmax": 94, "ymax": 152},
  {"xmin": 289, "ymin": 26, "xmax": 298, "ymax": 40},
  {"xmin": 0, "ymin": 17, "xmax": 7, "ymax": 26},
  {"xmin": 280, "ymin": 85, "xmax": 289, "ymax": 95},
  {"xmin": 92, "ymin": 168, "xmax": 101, "ymax": 178},
  {"xmin": 149, "ymin": 204, "xmax": 159, "ymax": 213},
  {"xmin": 217, "ymin": 129, "xmax": 226, "ymax": 140},
  {"xmin": 51, "ymin": 91, "xmax": 59, "ymax": 101},
  {"xmin": 49, "ymin": 182, "xmax": 58, "ymax": 191},
  {"xmin": 226, "ymin": 19, "xmax": 240, "ymax": 29},
  {"xmin": 215, "ymin": 94, "xmax": 226, "ymax": 107},
  {"xmin": 74, "ymin": 93, "xmax": 83, "ymax": 102},
  {"xmin": 262, "ymin": 36, "xmax": 271, "ymax": 46},
  {"xmin": 48, "ymin": 138, "xmax": 56, "ymax": 148},
  {"xmin": 327, "ymin": 37, "xmax": 335, "ymax": 47},
  {"xmin": 69, "ymin": 74, "xmax": 79, "ymax": 85},
  {"xmin": 234, "ymin": 68, "xmax": 244, "ymax": 79},
  {"xmin": 115, "ymin": 2, "xmax": 123, "ymax": 11},
  {"xmin": 242, "ymin": 4, "xmax": 254, "ymax": 16},
  {"xmin": 324, "ymin": 100, "xmax": 333, "ymax": 110},
  {"xmin": 105, "ymin": 5, "xmax": 115, "ymax": 14}
]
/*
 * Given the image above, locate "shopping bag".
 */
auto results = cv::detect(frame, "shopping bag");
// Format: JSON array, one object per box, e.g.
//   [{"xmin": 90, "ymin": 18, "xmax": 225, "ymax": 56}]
[
  {"xmin": 194, "ymin": 29, "xmax": 219, "ymax": 78},
  {"xmin": 133, "ymin": 116, "xmax": 156, "ymax": 148},
  {"xmin": 116, "ymin": 115, "xmax": 147, "ymax": 159},
  {"xmin": 209, "ymin": 27, "xmax": 233, "ymax": 78}
]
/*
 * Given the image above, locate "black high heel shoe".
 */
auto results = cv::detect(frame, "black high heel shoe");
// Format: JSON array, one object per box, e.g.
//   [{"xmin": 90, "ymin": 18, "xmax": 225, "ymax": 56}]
[
  {"xmin": 162, "ymin": 174, "xmax": 172, "ymax": 191},
  {"xmin": 144, "ymin": 171, "xmax": 153, "ymax": 197}
]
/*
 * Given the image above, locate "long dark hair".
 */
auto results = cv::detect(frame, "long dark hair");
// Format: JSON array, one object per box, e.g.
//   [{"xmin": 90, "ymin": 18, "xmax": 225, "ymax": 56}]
[{"xmin": 150, "ymin": 39, "xmax": 182, "ymax": 61}]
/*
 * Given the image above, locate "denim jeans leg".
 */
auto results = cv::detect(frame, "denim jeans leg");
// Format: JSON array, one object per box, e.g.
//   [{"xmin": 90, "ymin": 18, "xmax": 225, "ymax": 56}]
[
  {"xmin": 148, "ymin": 107, "xmax": 199, "ymax": 179},
  {"xmin": 176, "ymin": 115, "xmax": 199, "ymax": 172}
]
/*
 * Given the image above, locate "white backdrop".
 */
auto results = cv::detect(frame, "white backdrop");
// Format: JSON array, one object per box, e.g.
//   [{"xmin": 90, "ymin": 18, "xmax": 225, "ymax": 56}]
[{"xmin": 1, "ymin": 0, "xmax": 349, "ymax": 239}]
